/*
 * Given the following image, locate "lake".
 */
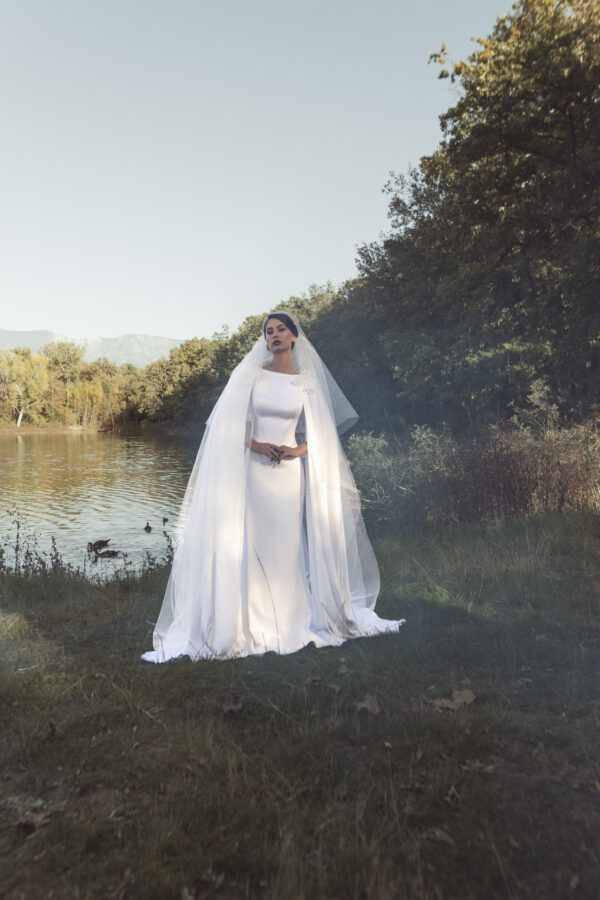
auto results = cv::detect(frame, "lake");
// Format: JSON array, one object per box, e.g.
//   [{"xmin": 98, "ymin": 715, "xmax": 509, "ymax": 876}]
[{"xmin": 0, "ymin": 430, "xmax": 199, "ymax": 575}]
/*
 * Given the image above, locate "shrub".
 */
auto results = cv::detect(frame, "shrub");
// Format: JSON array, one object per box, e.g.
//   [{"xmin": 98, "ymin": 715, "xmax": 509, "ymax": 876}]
[{"xmin": 347, "ymin": 421, "xmax": 600, "ymax": 531}]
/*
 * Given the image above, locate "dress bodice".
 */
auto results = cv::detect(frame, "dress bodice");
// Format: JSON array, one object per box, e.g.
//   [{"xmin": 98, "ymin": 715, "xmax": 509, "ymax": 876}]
[{"xmin": 250, "ymin": 369, "xmax": 304, "ymax": 445}]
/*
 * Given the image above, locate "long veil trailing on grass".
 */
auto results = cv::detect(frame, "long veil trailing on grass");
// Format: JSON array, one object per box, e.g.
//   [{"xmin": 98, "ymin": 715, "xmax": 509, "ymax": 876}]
[{"xmin": 142, "ymin": 314, "xmax": 404, "ymax": 662}]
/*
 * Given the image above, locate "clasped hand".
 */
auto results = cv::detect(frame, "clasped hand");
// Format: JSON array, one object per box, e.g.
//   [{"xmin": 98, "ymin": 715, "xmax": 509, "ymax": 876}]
[{"xmin": 251, "ymin": 441, "xmax": 306, "ymax": 463}]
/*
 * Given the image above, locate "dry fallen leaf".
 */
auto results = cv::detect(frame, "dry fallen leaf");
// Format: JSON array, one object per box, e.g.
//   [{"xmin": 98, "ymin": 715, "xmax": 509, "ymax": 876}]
[
  {"xmin": 214, "ymin": 694, "xmax": 242, "ymax": 714},
  {"xmin": 355, "ymin": 693, "xmax": 381, "ymax": 716},
  {"xmin": 424, "ymin": 827, "xmax": 455, "ymax": 845},
  {"xmin": 15, "ymin": 810, "xmax": 51, "ymax": 837},
  {"xmin": 428, "ymin": 689, "xmax": 476, "ymax": 713},
  {"xmin": 304, "ymin": 675, "xmax": 321, "ymax": 686},
  {"xmin": 460, "ymin": 759, "xmax": 495, "ymax": 774}
]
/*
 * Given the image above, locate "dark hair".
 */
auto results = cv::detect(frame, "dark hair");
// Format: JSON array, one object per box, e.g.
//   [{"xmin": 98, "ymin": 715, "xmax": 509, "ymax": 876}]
[{"xmin": 263, "ymin": 313, "xmax": 298, "ymax": 343}]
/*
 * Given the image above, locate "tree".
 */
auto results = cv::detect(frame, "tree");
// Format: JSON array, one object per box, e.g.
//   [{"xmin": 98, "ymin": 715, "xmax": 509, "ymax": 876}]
[
  {"xmin": 71, "ymin": 378, "xmax": 105, "ymax": 427},
  {"xmin": 0, "ymin": 349, "xmax": 49, "ymax": 426},
  {"xmin": 358, "ymin": 0, "xmax": 600, "ymax": 427},
  {"xmin": 41, "ymin": 341, "xmax": 84, "ymax": 413}
]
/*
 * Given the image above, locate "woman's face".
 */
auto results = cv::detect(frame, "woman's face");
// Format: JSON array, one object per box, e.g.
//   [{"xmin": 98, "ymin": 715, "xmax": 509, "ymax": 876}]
[{"xmin": 265, "ymin": 318, "xmax": 295, "ymax": 353}]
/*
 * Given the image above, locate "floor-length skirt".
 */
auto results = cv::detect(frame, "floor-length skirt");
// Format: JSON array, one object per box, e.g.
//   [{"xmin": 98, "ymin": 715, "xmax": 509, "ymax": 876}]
[{"xmin": 240, "ymin": 450, "xmax": 321, "ymax": 653}]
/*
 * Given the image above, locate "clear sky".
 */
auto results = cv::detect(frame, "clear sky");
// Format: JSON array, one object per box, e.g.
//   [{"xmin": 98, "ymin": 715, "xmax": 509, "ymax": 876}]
[{"xmin": 1, "ymin": 0, "xmax": 506, "ymax": 341}]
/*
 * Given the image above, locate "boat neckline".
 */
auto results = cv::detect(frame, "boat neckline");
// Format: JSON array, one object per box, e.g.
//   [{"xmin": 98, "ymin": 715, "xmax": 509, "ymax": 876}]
[{"xmin": 261, "ymin": 367, "xmax": 299, "ymax": 376}]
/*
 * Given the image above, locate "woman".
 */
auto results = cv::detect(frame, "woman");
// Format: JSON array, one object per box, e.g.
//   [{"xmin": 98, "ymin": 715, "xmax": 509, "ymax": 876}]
[{"xmin": 141, "ymin": 312, "xmax": 404, "ymax": 662}]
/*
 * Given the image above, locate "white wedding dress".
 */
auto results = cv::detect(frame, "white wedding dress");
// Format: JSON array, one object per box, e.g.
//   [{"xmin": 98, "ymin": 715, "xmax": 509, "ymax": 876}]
[
  {"xmin": 243, "ymin": 369, "xmax": 317, "ymax": 654},
  {"xmin": 142, "ymin": 319, "xmax": 404, "ymax": 663}
]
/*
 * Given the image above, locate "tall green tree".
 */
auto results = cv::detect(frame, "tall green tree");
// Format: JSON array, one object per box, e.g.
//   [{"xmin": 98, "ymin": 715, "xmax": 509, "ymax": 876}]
[{"xmin": 358, "ymin": 0, "xmax": 600, "ymax": 427}]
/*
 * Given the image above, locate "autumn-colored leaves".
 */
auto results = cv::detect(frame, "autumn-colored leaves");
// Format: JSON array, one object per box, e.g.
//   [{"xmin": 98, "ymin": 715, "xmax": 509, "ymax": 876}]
[{"xmin": 211, "ymin": 665, "xmax": 476, "ymax": 719}]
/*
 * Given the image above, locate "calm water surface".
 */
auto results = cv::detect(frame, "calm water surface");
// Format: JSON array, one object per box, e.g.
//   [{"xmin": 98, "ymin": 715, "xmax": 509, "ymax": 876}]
[{"xmin": 0, "ymin": 431, "xmax": 199, "ymax": 573}]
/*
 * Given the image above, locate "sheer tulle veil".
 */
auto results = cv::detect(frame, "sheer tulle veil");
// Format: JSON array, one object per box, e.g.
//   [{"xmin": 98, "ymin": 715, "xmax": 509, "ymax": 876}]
[{"xmin": 142, "ymin": 312, "xmax": 404, "ymax": 662}]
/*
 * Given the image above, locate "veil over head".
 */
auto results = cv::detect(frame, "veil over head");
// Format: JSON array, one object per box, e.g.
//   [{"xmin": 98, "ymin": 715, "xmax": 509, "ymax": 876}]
[{"xmin": 144, "ymin": 312, "xmax": 403, "ymax": 662}]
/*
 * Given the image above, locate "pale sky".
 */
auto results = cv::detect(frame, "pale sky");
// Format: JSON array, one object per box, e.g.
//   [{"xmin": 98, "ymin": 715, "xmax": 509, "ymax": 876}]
[{"xmin": 1, "ymin": 0, "xmax": 506, "ymax": 341}]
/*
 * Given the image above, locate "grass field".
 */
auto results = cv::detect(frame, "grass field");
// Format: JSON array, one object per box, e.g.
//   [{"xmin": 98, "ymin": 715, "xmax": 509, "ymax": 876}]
[{"xmin": 1, "ymin": 513, "xmax": 599, "ymax": 899}]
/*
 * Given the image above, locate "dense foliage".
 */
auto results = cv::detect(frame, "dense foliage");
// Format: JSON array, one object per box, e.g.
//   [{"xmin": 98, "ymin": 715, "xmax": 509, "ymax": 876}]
[
  {"xmin": 0, "ymin": 344, "xmax": 123, "ymax": 428},
  {"xmin": 357, "ymin": 0, "xmax": 600, "ymax": 428}
]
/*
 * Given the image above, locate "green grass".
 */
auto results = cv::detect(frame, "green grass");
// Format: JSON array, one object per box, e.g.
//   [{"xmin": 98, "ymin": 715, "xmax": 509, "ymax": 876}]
[{"xmin": 1, "ymin": 513, "xmax": 599, "ymax": 899}]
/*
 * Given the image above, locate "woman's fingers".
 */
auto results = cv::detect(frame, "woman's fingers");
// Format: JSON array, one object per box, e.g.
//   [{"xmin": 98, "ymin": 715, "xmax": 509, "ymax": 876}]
[
  {"xmin": 255, "ymin": 442, "xmax": 285, "ymax": 460},
  {"xmin": 251, "ymin": 441, "xmax": 281, "ymax": 460}
]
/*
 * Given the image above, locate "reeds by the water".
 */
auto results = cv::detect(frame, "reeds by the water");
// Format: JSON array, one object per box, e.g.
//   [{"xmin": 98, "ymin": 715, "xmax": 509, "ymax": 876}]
[
  {"xmin": 0, "ymin": 513, "xmax": 174, "ymax": 581},
  {"xmin": 1, "ymin": 513, "xmax": 599, "ymax": 899}
]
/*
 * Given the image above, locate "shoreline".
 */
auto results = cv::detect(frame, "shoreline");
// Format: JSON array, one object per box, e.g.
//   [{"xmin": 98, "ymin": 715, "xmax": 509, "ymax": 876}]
[
  {"xmin": 0, "ymin": 422, "xmax": 203, "ymax": 438},
  {"xmin": 0, "ymin": 424, "xmax": 100, "ymax": 435}
]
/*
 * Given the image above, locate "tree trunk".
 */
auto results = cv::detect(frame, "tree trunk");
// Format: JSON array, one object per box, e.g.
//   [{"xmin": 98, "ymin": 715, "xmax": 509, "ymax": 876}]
[{"xmin": 16, "ymin": 408, "xmax": 23, "ymax": 427}]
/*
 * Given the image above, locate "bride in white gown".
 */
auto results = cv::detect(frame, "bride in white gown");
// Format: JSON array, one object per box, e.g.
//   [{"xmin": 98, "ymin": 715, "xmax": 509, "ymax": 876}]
[{"xmin": 141, "ymin": 312, "xmax": 404, "ymax": 663}]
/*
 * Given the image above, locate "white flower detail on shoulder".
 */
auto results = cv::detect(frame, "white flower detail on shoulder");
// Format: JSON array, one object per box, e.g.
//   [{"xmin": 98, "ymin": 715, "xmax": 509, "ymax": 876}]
[{"xmin": 292, "ymin": 370, "xmax": 314, "ymax": 393}]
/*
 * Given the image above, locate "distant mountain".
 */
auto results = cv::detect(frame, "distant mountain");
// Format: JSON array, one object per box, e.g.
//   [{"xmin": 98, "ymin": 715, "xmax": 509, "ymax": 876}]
[
  {"xmin": 77, "ymin": 334, "xmax": 183, "ymax": 367},
  {"xmin": 0, "ymin": 329, "xmax": 183, "ymax": 368},
  {"xmin": 0, "ymin": 329, "xmax": 65, "ymax": 354}
]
